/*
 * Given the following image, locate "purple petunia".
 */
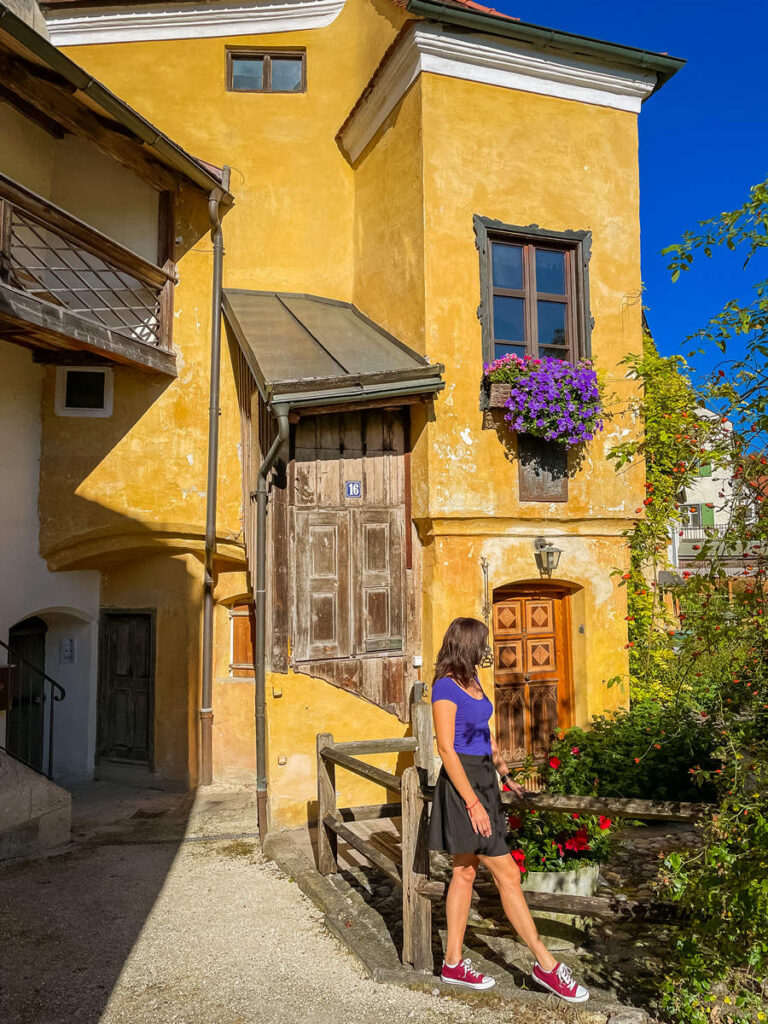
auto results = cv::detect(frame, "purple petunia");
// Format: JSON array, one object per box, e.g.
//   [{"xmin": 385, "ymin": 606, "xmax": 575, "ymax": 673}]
[{"xmin": 484, "ymin": 354, "xmax": 603, "ymax": 448}]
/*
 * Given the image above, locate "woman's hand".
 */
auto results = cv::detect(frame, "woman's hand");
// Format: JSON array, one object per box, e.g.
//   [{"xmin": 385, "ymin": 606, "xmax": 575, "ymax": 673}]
[
  {"xmin": 504, "ymin": 781, "xmax": 530, "ymax": 800},
  {"xmin": 467, "ymin": 800, "xmax": 492, "ymax": 837}
]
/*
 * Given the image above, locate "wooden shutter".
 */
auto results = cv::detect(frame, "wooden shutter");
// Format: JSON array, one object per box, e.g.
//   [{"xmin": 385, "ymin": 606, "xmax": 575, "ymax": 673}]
[
  {"xmin": 231, "ymin": 603, "xmax": 256, "ymax": 677},
  {"xmin": 353, "ymin": 508, "xmax": 404, "ymax": 655},
  {"xmin": 294, "ymin": 510, "xmax": 351, "ymax": 661}
]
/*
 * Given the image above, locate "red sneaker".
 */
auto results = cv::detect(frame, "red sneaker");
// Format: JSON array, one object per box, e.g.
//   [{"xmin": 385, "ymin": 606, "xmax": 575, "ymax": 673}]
[
  {"xmin": 531, "ymin": 962, "xmax": 589, "ymax": 1003},
  {"xmin": 441, "ymin": 957, "xmax": 495, "ymax": 990}
]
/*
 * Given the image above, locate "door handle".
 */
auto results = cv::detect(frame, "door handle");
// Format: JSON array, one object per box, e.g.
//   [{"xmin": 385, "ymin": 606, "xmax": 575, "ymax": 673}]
[{"xmin": 523, "ymin": 674, "xmax": 531, "ymax": 682}]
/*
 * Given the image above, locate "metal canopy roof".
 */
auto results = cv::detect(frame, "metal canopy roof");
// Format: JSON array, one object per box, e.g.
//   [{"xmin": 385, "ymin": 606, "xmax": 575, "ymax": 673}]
[{"xmin": 223, "ymin": 290, "xmax": 445, "ymax": 409}]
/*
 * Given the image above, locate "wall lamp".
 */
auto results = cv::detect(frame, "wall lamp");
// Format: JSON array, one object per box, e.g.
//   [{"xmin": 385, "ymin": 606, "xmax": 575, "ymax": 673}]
[{"xmin": 534, "ymin": 537, "xmax": 562, "ymax": 578}]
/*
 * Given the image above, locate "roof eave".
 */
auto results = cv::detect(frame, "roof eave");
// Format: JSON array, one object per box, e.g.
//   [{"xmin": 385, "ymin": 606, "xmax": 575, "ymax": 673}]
[
  {"xmin": 0, "ymin": 3, "xmax": 233, "ymax": 199},
  {"xmin": 405, "ymin": 0, "xmax": 686, "ymax": 96},
  {"xmin": 270, "ymin": 376, "xmax": 446, "ymax": 409}
]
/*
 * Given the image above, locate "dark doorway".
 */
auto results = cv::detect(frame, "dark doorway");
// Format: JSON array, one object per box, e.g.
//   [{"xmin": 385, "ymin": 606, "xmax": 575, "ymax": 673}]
[
  {"xmin": 98, "ymin": 611, "xmax": 155, "ymax": 766},
  {"xmin": 7, "ymin": 616, "xmax": 48, "ymax": 772}
]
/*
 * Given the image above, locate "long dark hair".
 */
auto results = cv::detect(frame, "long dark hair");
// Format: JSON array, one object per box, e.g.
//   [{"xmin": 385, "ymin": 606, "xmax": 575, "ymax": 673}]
[{"xmin": 433, "ymin": 617, "xmax": 489, "ymax": 687}]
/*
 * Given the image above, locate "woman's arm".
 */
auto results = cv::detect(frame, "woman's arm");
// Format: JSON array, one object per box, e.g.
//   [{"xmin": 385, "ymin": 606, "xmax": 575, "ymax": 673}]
[
  {"xmin": 489, "ymin": 732, "xmax": 510, "ymax": 778},
  {"xmin": 433, "ymin": 700, "xmax": 491, "ymax": 837}
]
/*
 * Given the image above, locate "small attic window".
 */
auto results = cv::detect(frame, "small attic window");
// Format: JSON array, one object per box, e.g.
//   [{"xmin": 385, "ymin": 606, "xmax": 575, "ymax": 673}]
[
  {"xmin": 227, "ymin": 49, "xmax": 306, "ymax": 93},
  {"xmin": 55, "ymin": 367, "xmax": 113, "ymax": 417}
]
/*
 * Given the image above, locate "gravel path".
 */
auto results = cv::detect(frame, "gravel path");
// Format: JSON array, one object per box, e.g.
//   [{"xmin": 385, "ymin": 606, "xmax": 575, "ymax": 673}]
[{"xmin": 0, "ymin": 784, "xmax": 598, "ymax": 1024}]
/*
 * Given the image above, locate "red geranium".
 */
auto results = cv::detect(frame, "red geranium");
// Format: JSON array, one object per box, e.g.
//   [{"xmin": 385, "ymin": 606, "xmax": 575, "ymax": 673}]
[
  {"xmin": 565, "ymin": 828, "xmax": 590, "ymax": 853},
  {"xmin": 549, "ymin": 756, "xmax": 561, "ymax": 769},
  {"xmin": 571, "ymin": 746, "xmax": 580, "ymax": 756},
  {"xmin": 510, "ymin": 848, "xmax": 526, "ymax": 873},
  {"xmin": 507, "ymin": 814, "xmax": 522, "ymax": 830},
  {"xmin": 598, "ymin": 816, "xmax": 612, "ymax": 830}
]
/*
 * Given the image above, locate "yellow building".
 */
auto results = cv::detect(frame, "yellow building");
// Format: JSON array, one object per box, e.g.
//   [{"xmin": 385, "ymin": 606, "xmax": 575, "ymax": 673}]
[{"xmin": 3, "ymin": 0, "xmax": 683, "ymax": 832}]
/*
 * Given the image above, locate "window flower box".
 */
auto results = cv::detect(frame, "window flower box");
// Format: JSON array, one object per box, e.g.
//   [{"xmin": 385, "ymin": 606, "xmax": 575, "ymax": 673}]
[{"xmin": 483, "ymin": 353, "xmax": 603, "ymax": 448}]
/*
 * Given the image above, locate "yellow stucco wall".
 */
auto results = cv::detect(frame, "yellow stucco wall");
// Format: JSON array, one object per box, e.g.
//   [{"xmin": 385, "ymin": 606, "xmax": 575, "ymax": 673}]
[{"xmin": 48, "ymin": 0, "xmax": 646, "ymax": 820}]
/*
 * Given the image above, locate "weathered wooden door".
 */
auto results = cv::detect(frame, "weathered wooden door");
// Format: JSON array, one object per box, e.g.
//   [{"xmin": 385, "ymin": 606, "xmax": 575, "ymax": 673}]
[
  {"xmin": 287, "ymin": 409, "xmax": 410, "ymax": 714},
  {"xmin": 492, "ymin": 589, "xmax": 573, "ymax": 764},
  {"xmin": 98, "ymin": 611, "xmax": 154, "ymax": 765},
  {"xmin": 7, "ymin": 616, "xmax": 48, "ymax": 772}
]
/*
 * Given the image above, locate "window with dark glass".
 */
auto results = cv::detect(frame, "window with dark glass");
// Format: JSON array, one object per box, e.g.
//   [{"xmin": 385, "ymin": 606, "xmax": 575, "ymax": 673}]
[
  {"xmin": 490, "ymin": 239, "xmax": 579, "ymax": 361},
  {"xmin": 475, "ymin": 218, "xmax": 591, "ymax": 367},
  {"xmin": 227, "ymin": 49, "xmax": 306, "ymax": 93}
]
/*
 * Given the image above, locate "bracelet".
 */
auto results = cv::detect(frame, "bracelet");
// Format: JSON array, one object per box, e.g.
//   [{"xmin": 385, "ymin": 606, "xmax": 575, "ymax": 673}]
[
  {"xmin": 499, "ymin": 773, "xmax": 511, "ymax": 786},
  {"xmin": 465, "ymin": 798, "xmax": 480, "ymax": 811}
]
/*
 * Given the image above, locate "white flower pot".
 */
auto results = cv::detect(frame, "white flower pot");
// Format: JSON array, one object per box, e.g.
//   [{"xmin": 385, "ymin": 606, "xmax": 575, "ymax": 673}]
[{"xmin": 521, "ymin": 864, "xmax": 600, "ymax": 950}]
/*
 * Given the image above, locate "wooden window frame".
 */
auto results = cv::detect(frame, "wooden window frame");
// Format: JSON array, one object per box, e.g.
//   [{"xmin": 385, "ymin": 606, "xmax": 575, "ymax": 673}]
[
  {"xmin": 474, "ymin": 216, "xmax": 593, "ymax": 369},
  {"xmin": 229, "ymin": 602, "xmax": 256, "ymax": 677},
  {"xmin": 226, "ymin": 47, "xmax": 307, "ymax": 94}
]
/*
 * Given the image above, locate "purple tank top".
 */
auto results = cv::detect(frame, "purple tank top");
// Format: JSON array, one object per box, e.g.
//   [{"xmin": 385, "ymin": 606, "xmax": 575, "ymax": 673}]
[{"xmin": 431, "ymin": 676, "xmax": 492, "ymax": 756}]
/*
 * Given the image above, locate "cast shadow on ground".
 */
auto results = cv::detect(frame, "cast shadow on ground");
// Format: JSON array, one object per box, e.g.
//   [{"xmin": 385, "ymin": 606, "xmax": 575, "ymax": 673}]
[{"xmin": 0, "ymin": 786, "xmax": 196, "ymax": 1024}]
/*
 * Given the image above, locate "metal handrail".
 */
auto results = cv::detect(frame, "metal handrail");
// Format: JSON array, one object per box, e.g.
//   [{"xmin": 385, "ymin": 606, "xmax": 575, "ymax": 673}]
[{"xmin": 0, "ymin": 637, "xmax": 65, "ymax": 779}]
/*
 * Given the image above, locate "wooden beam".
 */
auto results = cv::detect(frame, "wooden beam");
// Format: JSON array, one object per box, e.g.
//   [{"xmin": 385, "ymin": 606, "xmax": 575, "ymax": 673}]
[
  {"xmin": 321, "ymin": 748, "xmax": 402, "ymax": 792},
  {"xmin": 0, "ymin": 283, "xmax": 177, "ymax": 375},
  {"xmin": 419, "ymin": 786, "xmax": 711, "ymax": 823},
  {"xmin": 0, "ymin": 52, "xmax": 179, "ymax": 192},
  {"xmin": 0, "ymin": 172, "xmax": 172, "ymax": 290},
  {"xmin": 332, "ymin": 738, "xmax": 417, "ymax": 755},
  {"xmin": 336, "ymin": 802, "xmax": 403, "ymax": 822},
  {"xmin": 316, "ymin": 733, "xmax": 338, "ymax": 876},
  {"xmin": 401, "ymin": 766, "xmax": 432, "ymax": 971},
  {"xmin": 323, "ymin": 814, "xmax": 402, "ymax": 887},
  {"xmin": 500, "ymin": 792, "xmax": 711, "ymax": 823},
  {"xmin": 416, "ymin": 879, "xmax": 677, "ymax": 922},
  {"xmin": 288, "ymin": 395, "xmax": 430, "ymax": 421}
]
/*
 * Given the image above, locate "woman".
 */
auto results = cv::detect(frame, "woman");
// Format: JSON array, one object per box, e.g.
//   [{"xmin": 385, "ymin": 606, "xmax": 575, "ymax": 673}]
[{"xmin": 429, "ymin": 616, "xmax": 588, "ymax": 1002}]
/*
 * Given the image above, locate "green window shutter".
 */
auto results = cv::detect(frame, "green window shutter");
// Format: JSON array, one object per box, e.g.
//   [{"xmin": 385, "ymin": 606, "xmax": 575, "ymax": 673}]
[
  {"xmin": 701, "ymin": 504, "xmax": 715, "ymax": 528},
  {"xmin": 699, "ymin": 462, "xmax": 712, "ymax": 477}
]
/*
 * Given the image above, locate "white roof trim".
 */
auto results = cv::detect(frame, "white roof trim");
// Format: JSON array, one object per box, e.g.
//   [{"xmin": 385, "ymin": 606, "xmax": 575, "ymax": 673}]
[
  {"xmin": 338, "ymin": 23, "xmax": 657, "ymax": 163},
  {"xmin": 46, "ymin": 0, "xmax": 345, "ymax": 45}
]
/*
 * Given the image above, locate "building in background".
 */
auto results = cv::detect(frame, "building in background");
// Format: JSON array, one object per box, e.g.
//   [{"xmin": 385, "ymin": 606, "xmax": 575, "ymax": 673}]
[
  {"xmin": 3, "ymin": 0, "xmax": 683, "ymax": 834},
  {"xmin": 0, "ymin": 0, "xmax": 228, "ymax": 855}
]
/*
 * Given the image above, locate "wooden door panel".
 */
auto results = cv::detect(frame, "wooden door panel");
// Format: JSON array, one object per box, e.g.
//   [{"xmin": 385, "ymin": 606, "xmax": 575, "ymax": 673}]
[
  {"xmin": 525, "ymin": 599, "xmax": 555, "ymax": 634},
  {"xmin": 493, "ymin": 600, "xmax": 523, "ymax": 637},
  {"xmin": 525, "ymin": 637, "xmax": 557, "ymax": 675},
  {"xmin": 99, "ymin": 612, "xmax": 153, "ymax": 765},
  {"xmin": 495, "ymin": 684, "xmax": 527, "ymax": 764},
  {"xmin": 295, "ymin": 511, "xmax": 351, "ymax": 660},
  {"xmin": 493, "ymin": 639, "xmax": 524, "ymax": 683},
  {"xmin": 354, "ymin": 508, "xmax": 404, "ymax": 654},
  {"xmin": 529, "ymin": 683, "xmax": 559, "ymax": 760}
]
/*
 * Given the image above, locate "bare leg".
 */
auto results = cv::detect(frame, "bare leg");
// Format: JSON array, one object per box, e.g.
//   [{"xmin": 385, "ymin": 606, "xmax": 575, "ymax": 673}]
[
  {"xmin": 444, "ymin": 854, "xmax": 479, "ymax": 965},
  {"xmin": 478, "ymin": 853, "xmax": 557, "ymax": 972}
]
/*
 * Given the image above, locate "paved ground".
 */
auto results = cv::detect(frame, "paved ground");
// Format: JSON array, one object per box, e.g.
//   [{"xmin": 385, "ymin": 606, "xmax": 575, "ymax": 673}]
[{"xmin": 0, "ymin": 783, "xmax": 608, "ymax": 1024}]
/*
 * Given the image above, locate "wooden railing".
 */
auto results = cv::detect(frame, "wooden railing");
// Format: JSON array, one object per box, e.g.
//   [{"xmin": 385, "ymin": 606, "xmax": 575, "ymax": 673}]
[
  {"xmin": 317, "ymin": 696, "xmax": 712, "ymax": 973},
  {"xmin": 0, "ymin": 172, "xmax": 174, "ymax": 350}
]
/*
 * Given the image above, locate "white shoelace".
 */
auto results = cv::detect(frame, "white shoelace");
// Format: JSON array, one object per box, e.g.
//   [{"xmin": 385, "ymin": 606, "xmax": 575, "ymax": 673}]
[
  {"xmin": 556, "ymin": 963, "xmax": 574, "ymax": 986},
  {"xmin": 462, "ymin": 958, "xmax": 480, "ymax": 978}
]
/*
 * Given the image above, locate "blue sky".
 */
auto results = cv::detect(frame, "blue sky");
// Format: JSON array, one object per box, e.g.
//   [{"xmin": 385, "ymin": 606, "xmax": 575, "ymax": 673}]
[{"xmin": 493, "ymin": 0, "xmax": 768, "ymax": 377}]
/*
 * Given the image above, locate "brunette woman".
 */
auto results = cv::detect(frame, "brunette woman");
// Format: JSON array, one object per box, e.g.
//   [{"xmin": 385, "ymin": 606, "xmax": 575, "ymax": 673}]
[{"xmin": 429, "ymin": 616, "xmax": 588, "ymax": 1002}]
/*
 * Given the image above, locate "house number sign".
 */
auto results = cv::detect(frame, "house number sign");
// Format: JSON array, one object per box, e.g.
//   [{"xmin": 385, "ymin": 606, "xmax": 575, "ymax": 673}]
[{"xmin": 345, "ymin": 481, "xmax": 362, "ymax": 498}]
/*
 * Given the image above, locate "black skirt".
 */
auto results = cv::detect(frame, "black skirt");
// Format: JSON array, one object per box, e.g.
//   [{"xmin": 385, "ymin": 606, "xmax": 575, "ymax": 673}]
[{"xmin": 428, "ymin": 753, "xmax": 510, "ymax": 858}]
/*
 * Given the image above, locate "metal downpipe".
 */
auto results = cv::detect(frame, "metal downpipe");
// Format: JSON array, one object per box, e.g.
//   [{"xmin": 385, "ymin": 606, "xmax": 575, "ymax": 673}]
[
  {"xmin": 200, "ymin": 166, "xmax": 230, "ymax": 787},
  {"xmin": 255, "ymin": 405, "xmax": 290, "ymax": 838}
]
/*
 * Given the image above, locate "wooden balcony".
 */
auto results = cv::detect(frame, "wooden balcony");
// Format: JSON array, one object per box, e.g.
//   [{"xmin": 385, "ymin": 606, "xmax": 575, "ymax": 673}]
[{"xmin": 0, "ymin": 172, "xmax": 176, "ymax": 375}]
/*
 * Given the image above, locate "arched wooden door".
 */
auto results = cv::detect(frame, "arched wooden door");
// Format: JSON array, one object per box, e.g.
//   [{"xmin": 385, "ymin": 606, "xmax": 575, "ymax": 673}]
[{"xmin": 492, "ymin": 586, "xmax": 574, "ymax": 765}]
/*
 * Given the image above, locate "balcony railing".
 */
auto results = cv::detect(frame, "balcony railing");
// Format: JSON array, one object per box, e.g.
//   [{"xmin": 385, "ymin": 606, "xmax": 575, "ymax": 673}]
[
  {"xmin": 0, "ymin": 171, "xmax": 174, "ymax": 351},
  {"xmin": 679, "ymin": 525, "xmax": 730, "ymax": 541}
]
